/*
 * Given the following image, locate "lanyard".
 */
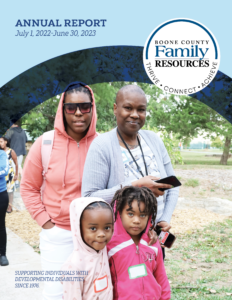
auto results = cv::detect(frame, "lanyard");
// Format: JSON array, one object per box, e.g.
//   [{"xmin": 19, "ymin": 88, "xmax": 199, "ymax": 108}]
[{"xmin": 117, "ymin": 128, "xmax": 148, "ymax": 177}]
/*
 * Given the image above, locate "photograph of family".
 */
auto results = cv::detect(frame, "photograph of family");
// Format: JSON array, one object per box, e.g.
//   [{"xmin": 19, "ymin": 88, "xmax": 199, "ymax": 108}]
[{"xmin": 1, "ymin": 81, "xmax": 232, "ymax": 299}]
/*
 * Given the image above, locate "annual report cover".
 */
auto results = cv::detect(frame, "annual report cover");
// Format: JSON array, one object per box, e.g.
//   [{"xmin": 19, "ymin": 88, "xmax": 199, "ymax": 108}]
[{"xmin": 0, "ymin": 1, "xmax": 232, "ymax": 299}]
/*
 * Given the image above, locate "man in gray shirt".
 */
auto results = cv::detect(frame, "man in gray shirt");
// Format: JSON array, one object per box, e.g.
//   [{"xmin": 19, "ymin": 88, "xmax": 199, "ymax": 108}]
[{"xmin": 5, "ymin": 121, "xmax": 27, "ymax": 183}]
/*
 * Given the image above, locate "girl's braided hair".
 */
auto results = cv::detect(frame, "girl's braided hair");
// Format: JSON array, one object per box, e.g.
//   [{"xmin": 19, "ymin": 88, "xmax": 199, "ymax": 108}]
[
  {"xmin": 81, "ymin": 201, "xmax": 113, "ymax": 221},
  {"xmin": 111, "ymin": 186, "xmax": 157, "ymax": 225},
  {"xmin": 84, "ymin": 201, "xmax": 111, "ymax": 211}
]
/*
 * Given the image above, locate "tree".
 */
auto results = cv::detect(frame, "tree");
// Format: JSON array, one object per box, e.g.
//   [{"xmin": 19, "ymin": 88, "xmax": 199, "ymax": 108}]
[
  {"xmin": 90, "ymin": 81, "xmax": 136, "ymax": 132},
  {"xmin": 147, "ymin": 84, "xmax": 232, "ymax": 165},
  {"xmin": 21, "ymin": 96, "xmax": 59, "ymax": 141},
  {"xmin": 211, "ymin": 137, "xmax": 223, "ymax": 149},
  {"xmin": 199, "ymin": 83, "xmax": 232, "ymax": 165},
  {"xmin": 89, "ymin": 82, "xmax": 119, "ymax": 132},
  {"xmin": 183, "ymin": 138, "xmax": 191, "ymax": 148}
]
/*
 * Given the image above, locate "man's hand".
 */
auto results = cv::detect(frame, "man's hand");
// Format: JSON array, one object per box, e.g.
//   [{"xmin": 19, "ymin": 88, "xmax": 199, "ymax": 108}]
[
  {"xmin": 42, "ymin": 220, "xmax": 55, "ymax": 229},
  {"xmin": 157, "ymin": 221, "xmax": 171, "ymax": 232},
  {"xmin": 148, "ymin": 228, "xmax": 158, "ymax": 246}
]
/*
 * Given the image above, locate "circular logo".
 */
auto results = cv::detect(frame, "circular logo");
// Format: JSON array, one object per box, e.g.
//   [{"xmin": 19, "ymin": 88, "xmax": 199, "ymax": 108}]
[{"xmin": 143, "ymin": 18, "xmax": 220, "ymax": 95}]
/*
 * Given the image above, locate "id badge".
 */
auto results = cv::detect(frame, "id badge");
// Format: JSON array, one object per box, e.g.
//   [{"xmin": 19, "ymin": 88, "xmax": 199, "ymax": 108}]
[
  {"xmin": 94, "ymin": 275, "xmax": 108, "ymax": 293},
  {"xmin": 128, "ymin": 264, "xmax": 147, "ymax": 279}
]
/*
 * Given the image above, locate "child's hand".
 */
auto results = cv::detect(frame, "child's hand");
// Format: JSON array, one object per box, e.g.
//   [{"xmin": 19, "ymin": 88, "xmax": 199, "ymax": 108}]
[
  {"xmin": 148, "ymin": 228, "xmax": 158, "ymax": 245},
  {"xmin": 156, "ymin": 222, "xmax": 171, "ymax": 247}
]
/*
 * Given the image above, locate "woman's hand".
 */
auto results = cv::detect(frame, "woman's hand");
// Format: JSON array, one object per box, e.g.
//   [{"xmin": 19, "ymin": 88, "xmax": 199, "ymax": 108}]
[
  {"xmin": 148, "ymin": 228, "xmax": 158, "ymax": 245},
  {"xmin": 13, "ymin": 174, "xmax": 18, "ymax": 181},
  {"xmin": 132, "ymin": 176, "xmax": 172, "ymax": 197},
  {"xmin": 42, "ymin": 220, "xmax": 55, "ymax": 229},
  {"xmin": 157, "ymin": 221, "xmax": 171, "ymax": 232}
]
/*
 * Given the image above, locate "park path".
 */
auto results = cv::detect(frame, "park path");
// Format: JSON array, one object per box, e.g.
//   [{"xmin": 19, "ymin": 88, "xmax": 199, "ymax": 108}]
[
  {"xmin": 0, "ymin": 191, "xmax": 43, "ymax": 299},
  {"xmin": 175, "ymin": 168, "xmax": 232, "ymax": 186},
  {"xmin": 176, "ymin": 196, "xmax": 232, "ymax": 216},
  {"xmin": 0, "ymin": 228, "xmax": 43, "ymax": 300}
]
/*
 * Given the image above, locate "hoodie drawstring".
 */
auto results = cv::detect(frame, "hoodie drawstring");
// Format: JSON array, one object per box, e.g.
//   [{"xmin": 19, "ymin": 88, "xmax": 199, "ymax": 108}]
[
  {"xmin": 62, "ymin": 139, "xmax": 70, "ymax": 187},
  {"xmin": 85, "ymin": 138, "xmax": 87, "ymax": 154}
]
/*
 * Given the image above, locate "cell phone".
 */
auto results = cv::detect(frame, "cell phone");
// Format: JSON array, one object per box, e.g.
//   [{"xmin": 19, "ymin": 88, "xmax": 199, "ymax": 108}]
[
  {"xmin": 155, "ymin": 226, "xmax": 176, "ymax": 248},
  {"xmin": 155, "ymin": 175, "xmax": 181, "ymax": 191}
]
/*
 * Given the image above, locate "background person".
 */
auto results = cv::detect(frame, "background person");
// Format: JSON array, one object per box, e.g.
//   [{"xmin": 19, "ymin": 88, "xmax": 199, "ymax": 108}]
[
  {"xmin": 20, "ymin": 82, "xmax": 98, "ymax": 300},
  {"xmin": 0, "ymin": 144, "xmax": 9, "ymax": 266},
  {"xmin": 0, "ymin": 137, "xmax": 18, "ymax": 213},
  {"xmin": 82, "ymin": 85, "xmax": 179, "ymax": 258},
  {"xmin": 4, "ymin": 120, "xmax": 27, "ymax": 186}
]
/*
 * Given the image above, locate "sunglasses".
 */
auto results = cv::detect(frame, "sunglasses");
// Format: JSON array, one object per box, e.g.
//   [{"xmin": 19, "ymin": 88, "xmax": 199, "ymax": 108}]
[{"xmin": 63, "ymin": 102, "xmax": 92, "ymax": 114}]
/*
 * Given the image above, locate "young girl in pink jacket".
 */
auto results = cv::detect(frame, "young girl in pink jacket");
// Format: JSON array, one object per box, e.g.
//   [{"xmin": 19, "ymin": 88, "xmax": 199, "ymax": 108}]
[
  {"xmin": 62, "ymin": 197, "xmax": 114, "ymax": 300},
  {"xmin": 108, "ymin": 186, "xmax": 171, "ymax": 300}
]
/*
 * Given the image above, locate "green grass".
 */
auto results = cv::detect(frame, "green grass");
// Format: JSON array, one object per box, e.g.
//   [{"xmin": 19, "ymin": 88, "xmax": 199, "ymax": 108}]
[
  {"xmin": 172, "ymin": 287, "xmax": 232, "ymax": 299},
  {"xmin": 174, "ymin": 151, "xmax": 232, "ymax": 169},
  {"xmin": 174, "ymin": 164, "xmax": 232, "ymax": 170},
  {"xmin": 182, "ymin": 149, "xmax": 223, "ymax": 153},
  {"xmin": 167, "ymin": 219, "xmax": 232, "ymax": 299},
  {"xmin": 184, "ymin": 178, "xmax": 200, "ymax": 187},
  {"xmin": 180, "ymin": 152, "xmax": 232, "ymax": 166}
]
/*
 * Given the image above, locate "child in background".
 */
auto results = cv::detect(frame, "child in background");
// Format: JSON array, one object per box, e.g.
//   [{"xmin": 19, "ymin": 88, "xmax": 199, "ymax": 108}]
[
  {"xmin": 108, "ymin": 186, "xmax": 171, "ymax": 300},
  {"xmin": 0, "ymin": 137, "xmax": 18, "ymax": 213},
  {"xmin": 62, "ymin": 198, "xmax": 114, "ymax": 300}
]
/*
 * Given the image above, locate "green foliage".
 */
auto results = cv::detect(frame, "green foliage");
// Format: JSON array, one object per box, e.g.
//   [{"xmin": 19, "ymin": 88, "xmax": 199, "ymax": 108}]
[
  {"xmin": 21, "ymin": 96, "xmax": 59, "ymax": 141},
  {"xmin": 211, "ymin": 136, "xmax": 223, "ymax": 149},
  {"xmin": 183, "ymin": 137, "xmax": 191, "ymax": 148},
  {"xmin": 144, "ymin": 125, "xmax": 183, "ymax": 166},
  {"xmin": 160, "ymin": 133, "xmax": 183, "ymax": 166},
  {"xmin": 146, "ymin": 83, "xmax": 232, "ymax": 164},
  {"xmin": 89, "ymin": 82, "xmax": 125, "ymax": 132}
]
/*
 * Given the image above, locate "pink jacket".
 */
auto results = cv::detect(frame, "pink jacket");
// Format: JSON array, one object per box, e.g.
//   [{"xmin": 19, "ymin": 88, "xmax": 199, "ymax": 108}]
[
  {"xmin": 20, "ymin": 84, "xmax": 98, "ymax": 230},
  {"xmin": 62, "ymin": 197, "xmax": 113, "ymax": 300},
  {"xmin": 107, "ymin": 213, "xmax": 171, "ymax": 300}
]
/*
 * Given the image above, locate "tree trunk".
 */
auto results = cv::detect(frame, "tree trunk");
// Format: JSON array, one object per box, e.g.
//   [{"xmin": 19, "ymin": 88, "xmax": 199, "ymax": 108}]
[{"xmin": 220, "ymin": 137, "xmax": 231, "ymax": 165}]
